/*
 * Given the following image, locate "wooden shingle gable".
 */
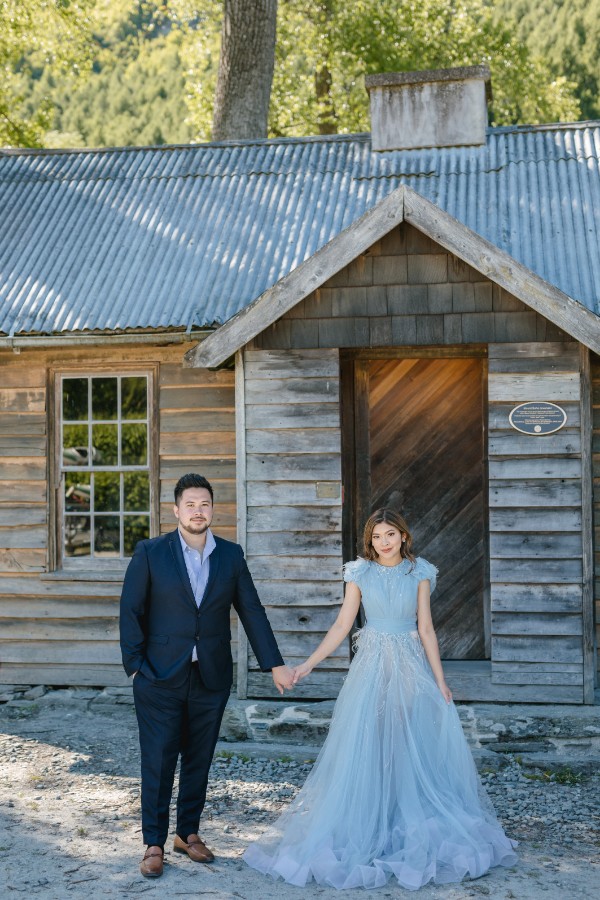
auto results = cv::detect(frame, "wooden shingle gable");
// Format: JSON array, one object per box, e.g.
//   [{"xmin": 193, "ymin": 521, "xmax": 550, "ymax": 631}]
[{"xmin": 186, "ymin": 184, "xmax": 600, "ymax": 368}]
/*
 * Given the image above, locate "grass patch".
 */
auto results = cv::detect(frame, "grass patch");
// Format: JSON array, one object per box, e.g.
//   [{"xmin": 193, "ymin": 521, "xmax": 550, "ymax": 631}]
[
  {"xmin": 214, "ymin": 750, "xmax": 250, "ymax": 763},
  {"xmin": 553, "ymin": 767, "xmax": 585, "ymax": 785},
  {"xmin": 523, "ymin": 767, "xmax": 585, "ymax": 785}
]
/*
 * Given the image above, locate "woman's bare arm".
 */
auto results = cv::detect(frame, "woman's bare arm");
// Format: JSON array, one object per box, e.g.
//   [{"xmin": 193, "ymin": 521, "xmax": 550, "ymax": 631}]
[
  {"xmin": 292, "ymin": 582, "xmax": 362, "ymax": 683},
  {"xmin": 416, "ymin": 580, "xmax": 452, "ymax": 703}
]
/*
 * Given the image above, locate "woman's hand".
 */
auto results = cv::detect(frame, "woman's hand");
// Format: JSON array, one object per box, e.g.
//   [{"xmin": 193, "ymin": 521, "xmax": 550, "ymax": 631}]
[
  {"xmin": 292, "ymin": 661, "xmax": 313, "ymax": 684},
  {"xmin": 437, "ymin": 680, "xmax": 452, "ymax": 704}
]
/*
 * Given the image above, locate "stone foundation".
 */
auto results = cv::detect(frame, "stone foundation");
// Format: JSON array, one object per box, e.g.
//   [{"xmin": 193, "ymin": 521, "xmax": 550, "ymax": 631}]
[{"xmin": 2, "ymin": 685, "xmax": 599, "ymax": 775}]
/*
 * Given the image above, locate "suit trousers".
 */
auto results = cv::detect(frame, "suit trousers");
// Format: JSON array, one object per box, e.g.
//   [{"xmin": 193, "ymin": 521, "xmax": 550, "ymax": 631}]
[{"xmin": 132, "ymin": 662, "xmax": 230, "ymax": 847}]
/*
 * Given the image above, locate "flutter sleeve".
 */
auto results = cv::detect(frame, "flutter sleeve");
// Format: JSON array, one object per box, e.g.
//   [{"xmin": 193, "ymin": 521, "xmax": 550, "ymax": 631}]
[
  {"xmin": 411, "ymin": 557, "xmax": 438, "ymax": 593},
  {"xmin": 342, "ymin": 558, "xmax": 369, "ymax": 588}
]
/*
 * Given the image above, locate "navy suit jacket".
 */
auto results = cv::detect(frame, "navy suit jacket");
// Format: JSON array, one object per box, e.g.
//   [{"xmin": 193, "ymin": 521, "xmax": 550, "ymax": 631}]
[{"xmin": 119, "ymin": 529, "xmax": 284, "ymax": 690}]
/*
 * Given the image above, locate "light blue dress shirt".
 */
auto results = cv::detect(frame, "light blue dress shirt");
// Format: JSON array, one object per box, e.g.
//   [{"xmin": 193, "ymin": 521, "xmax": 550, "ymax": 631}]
[{"xmin": 178, "ymin": 527, "xmax": 216, "ymax": 662}]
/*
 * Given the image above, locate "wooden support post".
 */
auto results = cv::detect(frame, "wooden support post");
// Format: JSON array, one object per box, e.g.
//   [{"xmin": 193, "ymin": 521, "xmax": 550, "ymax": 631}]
[
  {"xmin": 580, "ymin": 346, "xmax": 597, "ymax": 702},
  {"xmin": 235, "ymin": 349, "xmax": 249, "ymax": 699},
  {"xmin": 353, "ymin": 360, "xmax": 371, "ymax": 552}
]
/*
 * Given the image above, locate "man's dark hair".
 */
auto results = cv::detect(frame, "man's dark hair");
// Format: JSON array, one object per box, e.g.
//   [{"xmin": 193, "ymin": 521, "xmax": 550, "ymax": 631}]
[{"xmin": 174, "ymin": 474, "xmax": 214, "ymax": 505}]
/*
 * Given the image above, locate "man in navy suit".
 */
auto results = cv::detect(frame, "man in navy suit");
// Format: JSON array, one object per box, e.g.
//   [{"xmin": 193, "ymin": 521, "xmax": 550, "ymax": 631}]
[{"xmin": 120, "ymin": 473, "xmax": 294, "ymax": 878}]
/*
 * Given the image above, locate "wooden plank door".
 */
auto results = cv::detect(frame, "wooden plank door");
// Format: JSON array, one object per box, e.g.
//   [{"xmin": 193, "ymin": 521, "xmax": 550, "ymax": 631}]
[{"xmin": 351, "ymin": 357, "xmax": 488, "ymax": 659}]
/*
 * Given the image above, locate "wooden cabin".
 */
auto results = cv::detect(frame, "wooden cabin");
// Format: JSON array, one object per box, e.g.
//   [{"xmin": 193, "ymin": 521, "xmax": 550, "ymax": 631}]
[{"xmin": 0, "ymin": 68, "xmax": 598, "ymax": 704}]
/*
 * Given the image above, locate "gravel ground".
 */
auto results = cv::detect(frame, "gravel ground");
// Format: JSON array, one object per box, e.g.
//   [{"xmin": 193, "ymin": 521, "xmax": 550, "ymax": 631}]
[{"xmin": 0, "ymin": 697, "xmax": 599, "ymax": 899}]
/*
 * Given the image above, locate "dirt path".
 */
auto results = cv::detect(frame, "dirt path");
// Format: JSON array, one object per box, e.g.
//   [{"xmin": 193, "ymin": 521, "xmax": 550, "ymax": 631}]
[{"xmin": 1, "ymin": 696, "xmax": 598, "ymax": 899}]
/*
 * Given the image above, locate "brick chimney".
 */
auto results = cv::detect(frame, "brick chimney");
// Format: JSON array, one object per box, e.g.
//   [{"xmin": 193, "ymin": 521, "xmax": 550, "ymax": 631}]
[{"xmin": 365, "ymin": 66, "xmax": 491, "ymax": 151}]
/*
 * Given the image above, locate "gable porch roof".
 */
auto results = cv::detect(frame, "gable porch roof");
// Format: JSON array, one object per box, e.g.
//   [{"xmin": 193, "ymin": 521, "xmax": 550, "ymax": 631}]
[{"xmin": 187, "ymin": 184, "xmax": 600, "ymax": 368}]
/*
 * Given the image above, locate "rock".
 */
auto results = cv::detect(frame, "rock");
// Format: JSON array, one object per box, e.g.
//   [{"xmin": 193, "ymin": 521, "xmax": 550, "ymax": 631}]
[
  {"xmin": 219, "ymin": 700, "xmax": 252, "ymax": 742},
  {"xmin": 39, "ymin": 689, "xmax": 74, "ymax": 703},
  {"xmin": 519, "ymin": 754, "xmax": 597, "ymax": 776},
  {"xmin": 486, "ymin": 740, "xmax": 554, "ymax": 754},
  {"xmin": 22, "ymin": 685, "xmax": 47, "ymax": 700},
  {"xmin": 472, "ymin": 748, "xmax": 511, "ymax": 773}
]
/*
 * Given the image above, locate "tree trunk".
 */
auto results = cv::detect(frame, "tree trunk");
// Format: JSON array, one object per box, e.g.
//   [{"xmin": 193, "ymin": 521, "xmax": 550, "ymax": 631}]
[
  {"xmin": 315, "ymin": 63, "xmax": 337, "ymax": 134},
  {"xmin": 314, "ymin": 0, "xmax": 337, "ymax": 135},
  {"xmin": 212, "ymin": 0, "xmax": 278, "ymax": 141}
]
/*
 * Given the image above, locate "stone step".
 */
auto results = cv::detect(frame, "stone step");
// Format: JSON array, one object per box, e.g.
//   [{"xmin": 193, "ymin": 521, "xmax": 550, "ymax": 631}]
[{"xmin": 218, "ymin": 697, "xmax": 600, "ymax": 751}]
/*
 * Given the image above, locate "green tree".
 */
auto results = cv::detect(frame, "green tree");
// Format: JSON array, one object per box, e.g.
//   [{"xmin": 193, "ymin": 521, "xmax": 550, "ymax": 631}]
[
  {"xmin": 8, "ymin": 0, "xmax": 584, "ymax": 149},
  {"xmin": 492, "ymin": 0, "xmax": 600, "ymax": 120},
  {"xmin": 0, "ymin": 0, "xmax": 94, "ymax": 147},
  {"xmin": 23, "ymin": 0, "xmax": 192, "ymax": 147},
  {"xmin": 179, "ymin": 0, "xmax": 579, "ymax": 140}
]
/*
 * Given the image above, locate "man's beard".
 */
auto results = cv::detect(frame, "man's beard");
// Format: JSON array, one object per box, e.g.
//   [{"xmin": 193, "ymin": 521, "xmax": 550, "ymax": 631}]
[{"xmin": 180, "ymin": 519, "xmax": 209, "ymax": 536}]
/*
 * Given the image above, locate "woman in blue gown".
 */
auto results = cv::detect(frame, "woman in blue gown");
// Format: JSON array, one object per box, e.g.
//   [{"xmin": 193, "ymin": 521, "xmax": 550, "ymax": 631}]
[{"xmin": 244, "ymin": 508, "xmax": 517, "ymax": 891}]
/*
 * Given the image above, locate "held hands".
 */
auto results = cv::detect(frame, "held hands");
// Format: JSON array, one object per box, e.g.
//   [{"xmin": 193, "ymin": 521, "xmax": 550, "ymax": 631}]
[
  {"xmin": 271, "ymin": 665, "xmax": 295, "ymax": 695},
  {"xmin": 271, "ymin": 661, "xmax": 314, "ymax": 693}
]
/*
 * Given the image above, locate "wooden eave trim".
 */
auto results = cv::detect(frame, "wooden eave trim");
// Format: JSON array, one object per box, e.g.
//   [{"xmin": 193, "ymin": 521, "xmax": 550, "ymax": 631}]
[
  {"xmin": 186, "ymin": 183, "xmax": 600, "ymax": 369},
  {"xmin": 403, "ymin": 187, "xmax": 600, "ymax": 357}
]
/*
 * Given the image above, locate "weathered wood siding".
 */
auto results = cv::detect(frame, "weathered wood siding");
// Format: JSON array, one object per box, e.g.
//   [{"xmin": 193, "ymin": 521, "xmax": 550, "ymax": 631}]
[
  {"xmin": 159, "ymin": 362, "xmax": 236, "ymax": 540},
  {"xmin": 0, "ymin": 344, "xmax": 237, "ymax": 687},
  {"xmin": 488, "ymin": 343, "xmax": 587, "ymax": 702},
  {"xmin": 159, "ymin": 360, "xmax": 238, "ymax": 678},
  {"xmin": 241, "ymin": 348, "xmax": 345, "ymax": 699},
  {"xmin": 592, "ymin": 354, "xmax": 600, "ymax": 675},
  {"xmin": 0, "ymin": 357, "xmax": 47, "ymax": 576}
]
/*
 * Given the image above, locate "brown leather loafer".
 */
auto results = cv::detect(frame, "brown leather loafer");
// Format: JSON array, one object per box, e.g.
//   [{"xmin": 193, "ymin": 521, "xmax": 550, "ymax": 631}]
[
  {"xmin": 140, "ymin": 846, "xmax": 164, "ymax": 877},
  {"xmin": 173, "ymin": 833, "xmax": 214, "ymax": 863}
]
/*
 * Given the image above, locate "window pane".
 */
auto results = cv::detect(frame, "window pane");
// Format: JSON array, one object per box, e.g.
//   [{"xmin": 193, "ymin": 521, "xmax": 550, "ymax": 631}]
[
  {"xmin": 63, "ymin": 424, "xmax": 89, "ymax": 466},
  {"xmin": 64, "ymin": 473, "xmax": 90, "ymax": 512},
  {"xmin": 63, "ymin": 378, "xmax": 88, "ymax": 421},
  {"xmin": 64, "ymin": 516, "xmax": 91, "ymax": 557},
  {"xmin": 95, "ymin": 472, "xmax": 120, "ymax": 512},
  {"xmin": 94, "ymin": 515, "xmax": 120, "ymax": 557},
  {"xmin": 92, "ymin": 377, "xmax": 118, "ymax": 421},
  {"xmin": 92, "ymin": 424, "xmax": 118, "ymax": 466},
  {"xmin": 124, "ymin": 472, "xmax": 149, "ymax": 511},
  {"xmin": 122, "ymin": 376, "xmax": 147, "ymax": 419},
  {"xmin": 61, "ymin": 372, "xmax": 152, "ymax": 564},
  {"xmin": 122, "ymin": 423, "xmax": 147, "ymax": 466},
  {"xmin": 124, "ymin": 515, "xmax": 150, "ymax": 556}
]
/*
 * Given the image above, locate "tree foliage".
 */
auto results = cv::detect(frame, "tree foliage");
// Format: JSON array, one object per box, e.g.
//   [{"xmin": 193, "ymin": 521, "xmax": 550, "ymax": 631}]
[
  {"xmin": 3, "ymin": 0, "xmax": 590, "ymax": 149},
  {"xmin": 21, "ymin": 1, "xmax": 192, "ymax": 147},
  {"xmin": 493, "ymin": 0, "xmax": 600, "ymax": 120},
  {"xmin": 180, "ymin": 0, "xmax": 580, "ymax": 139},
  {"xmin": 0, "ymin": 0, "xmax": 94, "ymax": 147}
]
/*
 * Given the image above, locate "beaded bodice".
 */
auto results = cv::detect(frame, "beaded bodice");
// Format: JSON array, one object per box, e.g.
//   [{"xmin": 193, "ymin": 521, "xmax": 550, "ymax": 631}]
[{"xmin": 343, "ymin": 557, "xmax": 438, "ymax": 633}]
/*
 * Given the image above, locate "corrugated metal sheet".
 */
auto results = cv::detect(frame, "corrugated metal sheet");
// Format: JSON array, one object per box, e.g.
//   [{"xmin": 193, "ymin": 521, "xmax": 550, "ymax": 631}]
[{"xmin": 1, "ymin": 123, "xmax": 599, "ymax": 336}]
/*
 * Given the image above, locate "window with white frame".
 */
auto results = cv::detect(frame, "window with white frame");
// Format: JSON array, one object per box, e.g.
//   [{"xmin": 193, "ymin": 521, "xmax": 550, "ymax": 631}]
[{"xmin": 60, "ymin": 374, "xmax": 151, "ymax": 563}]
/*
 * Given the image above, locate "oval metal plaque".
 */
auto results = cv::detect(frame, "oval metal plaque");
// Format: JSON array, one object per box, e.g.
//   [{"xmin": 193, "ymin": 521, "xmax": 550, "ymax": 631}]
[{"xmin": 509, "ymin": 402, "xmax": 567, "ymax": 436}]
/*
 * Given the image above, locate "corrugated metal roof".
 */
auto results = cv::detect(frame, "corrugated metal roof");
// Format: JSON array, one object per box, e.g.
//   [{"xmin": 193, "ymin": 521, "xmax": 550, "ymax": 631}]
[{"xmin": 1, "ymin": 123, "xmax": 599, "ymax": 336}]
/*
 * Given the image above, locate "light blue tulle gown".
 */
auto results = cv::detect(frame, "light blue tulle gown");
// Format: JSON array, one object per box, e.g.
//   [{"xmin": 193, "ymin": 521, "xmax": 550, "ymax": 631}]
[{"xmin": 244, "ymin": 557, "xmax": 518, "ymax": 891}]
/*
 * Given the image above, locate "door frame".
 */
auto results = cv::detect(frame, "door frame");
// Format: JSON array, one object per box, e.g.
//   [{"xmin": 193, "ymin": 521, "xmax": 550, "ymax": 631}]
[{"xmin": 340, "ymin": 345, "xmax": 491, "ymax": 657}]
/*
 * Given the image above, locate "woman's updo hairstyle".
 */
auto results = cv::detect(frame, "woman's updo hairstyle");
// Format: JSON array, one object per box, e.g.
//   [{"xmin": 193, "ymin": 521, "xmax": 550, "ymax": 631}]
[{"xmin": 363, "ymin": 508, "xmax": 416, "ymax": 564}]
